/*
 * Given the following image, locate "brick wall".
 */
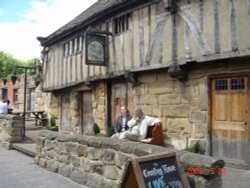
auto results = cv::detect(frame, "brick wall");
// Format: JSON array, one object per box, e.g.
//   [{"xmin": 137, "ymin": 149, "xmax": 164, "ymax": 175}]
[{"xmin": 0, "ymin": 80, "xmax": 20, "ymax": 109}]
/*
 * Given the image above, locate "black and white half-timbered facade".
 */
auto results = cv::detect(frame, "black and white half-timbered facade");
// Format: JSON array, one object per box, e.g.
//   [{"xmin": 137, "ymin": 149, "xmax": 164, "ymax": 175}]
[{"xmin": 38, "ymin": 0, "xmax": 250, "ymax": 168}]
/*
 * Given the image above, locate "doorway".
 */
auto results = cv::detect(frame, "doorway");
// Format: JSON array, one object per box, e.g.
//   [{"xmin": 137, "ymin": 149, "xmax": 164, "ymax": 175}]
[
  {"xmin": 60, "ymin": 93, "xmax": 72, "ymax": 133},
  {"xmin": 111, "ymin": 83, "xmax": 134, "ymax": 127},
  {"xmin": 79, "ymin": 91, "xmax": 93, "ymax": 134},
  {"xmin": 209, "ymin": 73, "xmax": 249, "ymax": 168}
]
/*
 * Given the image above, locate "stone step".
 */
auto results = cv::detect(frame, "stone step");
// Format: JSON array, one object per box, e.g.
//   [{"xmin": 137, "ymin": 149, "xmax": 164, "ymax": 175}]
[{"xmin": 12, "ymin": 143, "xmax": 36, "ymax": 157}]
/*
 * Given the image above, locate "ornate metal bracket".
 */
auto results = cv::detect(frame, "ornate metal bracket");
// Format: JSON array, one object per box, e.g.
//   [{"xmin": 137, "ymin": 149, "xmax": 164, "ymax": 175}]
[
  {"xmin": 124, "ymin": 71, "xmax": 140, "ymax": 86},
  {"xmin": 85, "ymin": 79, "xmax": 97, "ymax": 89},
  {"xmin": 168, "ymin": 62, "xmax": 187, "ymax": 80}
]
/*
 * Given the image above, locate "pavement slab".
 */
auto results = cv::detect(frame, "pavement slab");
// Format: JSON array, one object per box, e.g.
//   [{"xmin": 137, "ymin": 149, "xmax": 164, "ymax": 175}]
[
  {"xmin": 0, "ymin": 147, "xmax": 89, "ymax": 188},
  {"xmin": 2, "ymin": 121, "xmax": 250, "ymax": 188}
]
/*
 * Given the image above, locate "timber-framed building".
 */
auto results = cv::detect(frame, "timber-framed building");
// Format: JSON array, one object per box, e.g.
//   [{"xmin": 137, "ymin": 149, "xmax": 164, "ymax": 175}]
[{"xmin": 38, "ymin": 0, "xmax": 250, "ymax": 168}]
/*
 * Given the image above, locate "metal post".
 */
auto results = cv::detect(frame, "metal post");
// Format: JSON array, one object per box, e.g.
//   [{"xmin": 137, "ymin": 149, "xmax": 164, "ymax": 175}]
[
  {"xmin": 22, "ymin": 68, "xmax": 28, "ymax": 137},
  {"xmin": 14, "ymin": 65, "xmax": 36, "ymax": 138}
]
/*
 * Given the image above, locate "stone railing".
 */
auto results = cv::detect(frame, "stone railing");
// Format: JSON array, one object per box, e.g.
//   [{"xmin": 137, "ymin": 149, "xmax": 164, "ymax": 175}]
[
  {"xmin": 35, "ymin": 130, "xmax": 224, "ymax": 188},
  {"xmin": 0, "ymin": 114, "xmax": 23, "ymax": 149}
]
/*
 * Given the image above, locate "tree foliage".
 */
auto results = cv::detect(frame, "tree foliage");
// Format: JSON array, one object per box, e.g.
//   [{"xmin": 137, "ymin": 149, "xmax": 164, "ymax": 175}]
[{"xmin": 0, "ymin": 51, "xmax": 35, "ymax": 79}]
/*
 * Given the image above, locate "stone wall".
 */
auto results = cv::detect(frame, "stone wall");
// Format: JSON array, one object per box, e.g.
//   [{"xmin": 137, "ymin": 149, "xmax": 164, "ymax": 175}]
[
  {"xmin": 16, "ymin": 74, "xmax": 58, "ymax": 129},
  {"xmin": 35, "ymin": 130, "xmax": 224, "ymax": 188},
  {"xmin": 69, "ymin": 92, "xmax": 80, "ymax": 133},
  {"xmin": 56, "ymin": 83, "xmax": 107, "ymax": 134},
  {"xmin": 38, "ymin": 61, "xmax": 250, "ymax": 154},
  {"xmin": 0, "ymin": 114, "xmax": 23, "ymax": 149},
  {"xmin": 135, "ymin": 61, "xmax": 250, "ymax": 151},
  {"xmin": 17, "ymin": 75, "xmax": 49, "ymax": 112},
  {"xmin": 93, "ymin": 82, "xmax": 106, "ymax": 131},
  {"xmin": 136, "ymin": 69, "xmax": 203, "ymax": 150}
]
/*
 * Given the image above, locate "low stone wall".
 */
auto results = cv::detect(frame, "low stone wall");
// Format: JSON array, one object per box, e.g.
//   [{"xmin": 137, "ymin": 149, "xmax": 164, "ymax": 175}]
[
  {"xmin": 0, "ymin": 114, "xmax": 23, "ymax": 149},
  {"xmin": 35, "ymin": 130, "xmax": 224, "ymax": 188}
]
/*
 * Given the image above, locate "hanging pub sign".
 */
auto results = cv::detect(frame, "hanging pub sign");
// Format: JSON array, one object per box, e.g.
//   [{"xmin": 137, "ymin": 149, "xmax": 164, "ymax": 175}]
[
  {"xmin": 121, "ymin": 152, "xmax": 190, "ymax": 188},
  {"xmin": 86, "ymin": 33, "xmax": 106, "ymax": 65}
]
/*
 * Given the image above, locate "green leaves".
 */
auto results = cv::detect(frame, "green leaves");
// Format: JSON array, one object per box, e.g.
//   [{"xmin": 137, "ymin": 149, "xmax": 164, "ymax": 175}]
[
  {"xmin": 93, "ymin": 123, "xmax": 100, "ymax": 135},
  {"xmin": 0, "ymin": 51, "xmax": 35, "ymax": 79}
]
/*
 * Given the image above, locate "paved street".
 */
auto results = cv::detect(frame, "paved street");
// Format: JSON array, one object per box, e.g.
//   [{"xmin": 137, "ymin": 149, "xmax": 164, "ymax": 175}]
[
  {"xmin": 0, "ymin": 122, "xmax": 249, "ymax": 188},
  {"xmin": 0, "ymin": 147, "xmax": 88, "ymax": 188},
  {"xmin": 0, "ymin": 147, "xmax": 250, "ymax": 188},
  {"xmin": 222, "ymin": 166, "xmax": 250, "ymax": 188}
]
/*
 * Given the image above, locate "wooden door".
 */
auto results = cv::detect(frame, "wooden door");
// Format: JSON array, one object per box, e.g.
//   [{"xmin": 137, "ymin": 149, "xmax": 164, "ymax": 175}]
[
  {"xmin": 111, "ymin": 83, "xmax": 134, "ymax": 127},
  {"xmin": 112, "ymin": 84, "xmax": 127, "ymax": 126},
  {"xmin": 80, "ymin": 91, "xmax": 93, "ymax": 134},
  {"xmin": 60, "ymin": 94, "xmax": 72, "ymax": 133},
  {"xmin": 211, "ymin": 75, "xmax": 249, "ymax": 167}
]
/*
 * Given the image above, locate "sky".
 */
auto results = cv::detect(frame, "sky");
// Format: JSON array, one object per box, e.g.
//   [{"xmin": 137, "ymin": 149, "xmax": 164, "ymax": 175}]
[{"xmin": 0, "ymin": 0, "xmax": 97, "ymax": 61}]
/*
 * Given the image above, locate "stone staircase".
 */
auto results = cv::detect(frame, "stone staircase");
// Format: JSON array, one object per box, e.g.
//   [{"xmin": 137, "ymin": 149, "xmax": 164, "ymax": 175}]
[
  {"xmin": 12, "ymin": 124, "xmax": 42, "ymax": 157},
  {"xmin": 12, "ymin": 137, "xmax": 36, "ymax": 157}
]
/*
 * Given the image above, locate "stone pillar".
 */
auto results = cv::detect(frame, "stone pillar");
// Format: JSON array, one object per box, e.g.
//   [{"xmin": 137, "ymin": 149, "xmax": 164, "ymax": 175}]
[
  {"xmin": 0, "ymin": 114, "xmax": 23, "ymax": 149},
  {"xmin": 92, "ymin": 82, "xmax": 106, "ymax": 132}
]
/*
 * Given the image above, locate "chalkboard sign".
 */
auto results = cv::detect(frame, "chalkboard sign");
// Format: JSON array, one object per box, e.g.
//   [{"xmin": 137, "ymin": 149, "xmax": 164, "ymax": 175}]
[{"xmin": 121, "ymin": 152, "xmax": 190, "ymax": 188}]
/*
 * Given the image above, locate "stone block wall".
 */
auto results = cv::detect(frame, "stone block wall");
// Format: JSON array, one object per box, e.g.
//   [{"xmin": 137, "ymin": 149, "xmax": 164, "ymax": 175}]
[
  {"xmin": 135, "ymin": 62, "xmax": 250, "ymax": 150},
  {"xmin": 17, "ymin": 75, "xmax": 49, "ymax": 112},
  {"xmin": 93, "ymin": 82, "xmax": 106, "ymax": 131},
  {"xmin": 69, "ymin": 92, "xmax": 80, "ymax": 133},
  {"xmin": 35, "ymin": 60, "xmax": 250, "ymax": 155},
  {"xmin": 135, "ymin": 69, "xmax": 207, "ymax": 150},
  {"xmin": 35, "ymin": 130, "xmax": 224, "ymax": 188},
  {"xmin": 0, "ymin": 114, "xmax": 23, "ymax": 149}
]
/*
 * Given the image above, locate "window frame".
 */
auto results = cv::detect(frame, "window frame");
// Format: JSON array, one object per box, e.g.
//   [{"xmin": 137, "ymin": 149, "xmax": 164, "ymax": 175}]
[{"xmin": 113, "ymin": 13, "xmax": 131, "ymax": 35}]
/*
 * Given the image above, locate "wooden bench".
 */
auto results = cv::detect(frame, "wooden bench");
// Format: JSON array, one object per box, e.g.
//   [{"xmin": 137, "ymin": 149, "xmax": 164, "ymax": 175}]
[
  {"xmin": 141, "ymin": 122, "xmax": 164, "ymax": 146},
  {"xmin": 23, "ymin": 111, "xmax": 47, "ymax": 127}
]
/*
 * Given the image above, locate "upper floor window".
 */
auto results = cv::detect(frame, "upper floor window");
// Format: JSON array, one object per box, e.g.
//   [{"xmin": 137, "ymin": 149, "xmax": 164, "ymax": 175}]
[
  {"xmin": 114, "ymin": 13, "xmax": 131, "ymax": 34},
  {"xmin": 78, "ymin": 36, "xmax": 83, "ymax": 52},
  {"xmin": 64, "ymin": 43, "xmax": 69, "ymax": 57},
  {"xmin": 63, "ymin": 35, "xmax": 83, "ymax": 57},
  {"xmin": 74, "ymin": 38, "xmax": 78, "ymax": 53},
  {"xmin": 69, "ymin": 40, "xmax": 73, "ymax": 55}
]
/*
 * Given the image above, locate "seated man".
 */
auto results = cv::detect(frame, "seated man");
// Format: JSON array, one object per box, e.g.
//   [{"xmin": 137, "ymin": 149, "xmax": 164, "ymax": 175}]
[
  {"xmin": 119, "ymin": 106, "xmax": 160, "ymax": 141},
  {"xmin": 0, "ymin": 100, "xmax": 8, "ymax": 114},
  {"xmin": 5, "ymin": 100, "xmax": 13, "ymax": 114}
]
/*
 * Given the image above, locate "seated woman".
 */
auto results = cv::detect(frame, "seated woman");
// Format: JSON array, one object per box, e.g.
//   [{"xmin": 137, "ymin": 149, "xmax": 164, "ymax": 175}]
[{"xmin": 111, "ymin": 106, "xmax": 132, "ymax": 138}]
